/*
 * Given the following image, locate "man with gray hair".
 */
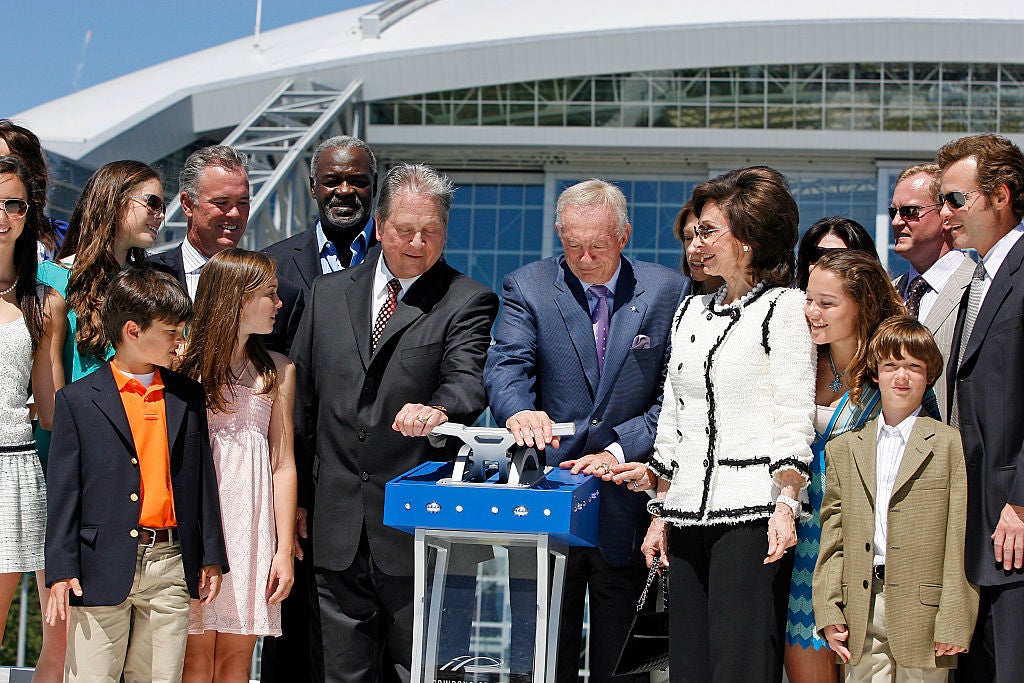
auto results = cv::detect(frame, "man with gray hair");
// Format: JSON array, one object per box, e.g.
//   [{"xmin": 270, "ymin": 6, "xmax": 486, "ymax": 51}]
[
  {"xmin": 485, "ymin": 179, "xmax": 688, "ymax": 683},
  {"xmin": 148, "ymin": 144, "xmax": 303, "ymax": 353},
  {"xmin": 291, "ymin": 163, "xmax": 498, "ymax": 683},
  {"xmin": 889, "ymin": 162, "xmax": 975, "ymax": 421},
  {"xmin": 264, "ymin": 135, "xmax": 379, "ymax": 297}
]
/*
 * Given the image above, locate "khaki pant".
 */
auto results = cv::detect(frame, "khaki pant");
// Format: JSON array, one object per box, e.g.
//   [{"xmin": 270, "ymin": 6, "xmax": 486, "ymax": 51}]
[
  {"xmin": 846, "ymin": 579, "xmax": 949, "ymax": 683},
  {"xmin": 65, "ymin": 540, "xmax": 190, "ymax": 683}
]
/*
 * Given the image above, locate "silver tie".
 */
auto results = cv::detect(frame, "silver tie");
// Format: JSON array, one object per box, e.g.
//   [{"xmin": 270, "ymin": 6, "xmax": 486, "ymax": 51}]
[{"xmin": 950, "ymin": 260, "xmax": 987, "ymax": 428}]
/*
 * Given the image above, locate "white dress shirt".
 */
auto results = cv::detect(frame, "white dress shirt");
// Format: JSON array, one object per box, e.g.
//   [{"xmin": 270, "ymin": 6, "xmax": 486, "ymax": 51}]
[
  {"xmin": 905, "ymin": 250, "xmax": 968, "ymax": 321},
  {"xmin": 180, "ymin": 238, "xmax": 209, "ymax": 300},
  {"xmin": 370, "ymin": 257, "xmax": 422, "ymax": 327},
  {"xmin": 873, "ymin": 408, "xmax": 921, "ymax": 566}
]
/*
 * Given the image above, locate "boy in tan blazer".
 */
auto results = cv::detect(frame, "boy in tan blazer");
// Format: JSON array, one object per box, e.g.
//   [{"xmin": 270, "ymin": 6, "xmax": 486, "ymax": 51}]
[{"xmin": 813, "ymin": 316, "xmax": 978, "ymax": 681}]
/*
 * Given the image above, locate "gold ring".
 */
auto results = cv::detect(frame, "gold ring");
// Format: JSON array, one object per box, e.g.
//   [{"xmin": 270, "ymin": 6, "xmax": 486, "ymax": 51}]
[{"xmin": 416, "ymin": 416, "xmax": 428, "ymax": 424}]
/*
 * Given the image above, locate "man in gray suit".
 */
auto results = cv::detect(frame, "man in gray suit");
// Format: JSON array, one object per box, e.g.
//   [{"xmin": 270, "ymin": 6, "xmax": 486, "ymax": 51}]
[{"xmin": 890, "ymin": 163, "xmax": 975, "ymax": 422}]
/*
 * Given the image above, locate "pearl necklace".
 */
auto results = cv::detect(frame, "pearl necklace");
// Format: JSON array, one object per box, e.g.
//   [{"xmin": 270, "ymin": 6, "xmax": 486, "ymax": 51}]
[
  {"xmin": 711, "ymin": 279, "xmax": 768, "ymax": 312},
  {"xmin": 0, "ymin": 281, "xmax": 15, "ymax": 297}
]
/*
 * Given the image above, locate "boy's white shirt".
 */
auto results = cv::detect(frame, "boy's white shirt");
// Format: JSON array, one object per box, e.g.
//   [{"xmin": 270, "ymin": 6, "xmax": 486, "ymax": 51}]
[{"xmin": 872, "ymin": 406, "xmax": 922, "ymax": 566}]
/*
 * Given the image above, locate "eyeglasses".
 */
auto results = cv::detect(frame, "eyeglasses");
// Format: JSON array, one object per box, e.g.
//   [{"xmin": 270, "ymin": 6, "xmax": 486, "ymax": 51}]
[
  {"xmin": 810, "ymin": 246, "xmax": 847, "ymax": 262},
  {"xmin": 888, "ymin": 203, "xmax": 942, "ymax": 221},
  {"xmin": 938, "ymin": 190, "xmax": 982, "ymax": 210},
  {"xmin": 131, "ymin": 194, "xmax": 166, "ymax": 214},
  {"xmin": 693, "ymin": 224, "xmax": 731, "ymax": 241},
  {"xmin": 0, "ymin": 198, "xmax": 29, "ymax": 219}
]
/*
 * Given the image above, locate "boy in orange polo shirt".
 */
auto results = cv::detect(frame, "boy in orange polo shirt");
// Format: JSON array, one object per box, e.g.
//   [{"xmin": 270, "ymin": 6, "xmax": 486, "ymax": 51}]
[{"xmin": 45, "ymin": 267, "xmax": 229, "ymax": 683}]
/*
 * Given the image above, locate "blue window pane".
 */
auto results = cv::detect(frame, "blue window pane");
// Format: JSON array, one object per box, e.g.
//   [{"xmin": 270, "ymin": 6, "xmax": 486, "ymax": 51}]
[
  {"xmin": 472, "ymin": 207, "xmax": 498, "ymax": 250},
  {"xmin": 447, "ymin": 207, "xmax": 472, "ymax": 249},
  {"xmin": 499, "ymin": 185, "xmax": 524, "ymax": 205},
  {"xmin": 659, "ymin": 181, "xmax": 686, "ymax": 205},
  {"xmin": 523, "ymin": 209, "xmax": 545, "ymax": 250},
  {"xmin": 470, "ymin": 255, "xmax": 496, "ymax": 291},
  {"xmin": 525, "ymin": 185, "xmax": 545, "ymax": 206},
  {"xmin": 474, "ymin": 185, "xmax": 499, "ymax": 205},
  {"xmin": 497, "ymin": 254, "xmax": 526, "ymax": 285},
  {"xmin": 498, "ymin": 208, "xmax": 525, "ymax": 246},
  {"xmin": 631, "ymin": 207, "xmax": 659, "ymax": 249},
  {"xmin": 632, "ymin": 181, "xmax": 658, "ymax": 204},
  {"xmin": 445, "ymin": 252, "xmax": 469, "ymax": 274}
]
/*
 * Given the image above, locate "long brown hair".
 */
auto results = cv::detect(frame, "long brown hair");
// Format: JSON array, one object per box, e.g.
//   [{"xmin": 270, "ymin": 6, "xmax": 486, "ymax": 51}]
[
  {"xmin": 0, "ymin": 120, "xmax": 57, "ymax": 254},
  {"xmin": 61, "ymin": 160, "xmax": 157, "ymax": 360},
  {"xmin": 0, "ymin": 156, "xmax": 45, "ymax": 347},
  {"xmin": 178, "ymin": 249, "xmax": 277, "ymax": 413},
  {"xmin": 812, "ymin": 250, "xmax": 906, "ymax": 404}
]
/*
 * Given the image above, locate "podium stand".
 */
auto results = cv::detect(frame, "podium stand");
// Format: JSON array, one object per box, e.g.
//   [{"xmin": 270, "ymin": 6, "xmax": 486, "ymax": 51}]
[{"xmin": 384, "ymin": 423, "xmax": 598, "ymax": 683}]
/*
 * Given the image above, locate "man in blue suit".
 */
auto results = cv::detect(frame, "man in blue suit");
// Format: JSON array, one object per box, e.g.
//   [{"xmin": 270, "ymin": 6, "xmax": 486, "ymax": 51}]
[{"xmin": 484, "ymin": 179, "xmax": 688, "ymax": 683}]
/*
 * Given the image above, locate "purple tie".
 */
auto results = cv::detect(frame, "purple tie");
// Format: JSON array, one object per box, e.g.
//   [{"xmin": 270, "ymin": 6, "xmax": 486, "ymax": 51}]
[
  {"xmin": 590, "ymin": 285, "xmax": 610, "ymax": 374},
  {"xmin": 904, "ymin": 275, "xmax": 930, "ymax": 319}
]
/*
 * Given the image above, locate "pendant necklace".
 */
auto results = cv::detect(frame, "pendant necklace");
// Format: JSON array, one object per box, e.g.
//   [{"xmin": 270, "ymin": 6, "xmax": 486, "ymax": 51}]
[{"xmin": 827, "ymin": 349, "xmax": 846, "ymax": 393}]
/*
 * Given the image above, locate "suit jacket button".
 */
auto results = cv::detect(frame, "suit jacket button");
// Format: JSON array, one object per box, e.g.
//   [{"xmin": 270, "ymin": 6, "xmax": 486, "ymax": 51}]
[
  {"xmin": 130, "ymin": 458, "xmax": 139, "ymax": 466},
  {"xmin": 130, "ymin": 529, "xmax": 139, "ymax": 538},
  {"xmin": 361, "ymin": 472, "xmax": 370, "ymax": 482},
  {"xmin": 703, "ymin": 459, "xmax": 710, "ymax": 468},
  {"xmin": 591, "ymin": 419, "xmax": 599, "ymax": 426},
  {"xmin": 865, "ymin": 543, "xmax": 871, "ymax": 552},
  {"xmin": 358, "ymin": 429, "xmax": 366, "ymax": 441},
  {"xmin": 863, "ymin": 580, "xmax": 869, "ymax": 589},
  {"xmin": 130, "ymin": 493, "xmax": 139, "ymax": 502}
]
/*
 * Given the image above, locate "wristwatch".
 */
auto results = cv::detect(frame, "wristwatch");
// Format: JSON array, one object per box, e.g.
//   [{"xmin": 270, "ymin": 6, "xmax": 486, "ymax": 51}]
[
  {"xmin": 646, "ymin": 498, "xmax": 665, "ymax": 518},
  {"xmin": 776, "ymin": 494, "xmax": 801, "ymax": 517}
]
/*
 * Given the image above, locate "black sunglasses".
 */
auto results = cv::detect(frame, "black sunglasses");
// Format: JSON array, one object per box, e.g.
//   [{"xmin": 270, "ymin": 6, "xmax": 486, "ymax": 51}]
[
  {"xmin": 0, "ymin": 198, "xmax": 29, "ymax": 218},
  {"xmin": 888, "ymin": 203, "xmax": 941, "ymax": 221},
  {"xmin": 131, "ymin": 194, "xmax": 166, "ymax": 214},
  {"xmin": 938, "ymin": 190, "xmax": 982, "ymax": 210},
  {"xmin": 810, "ymin": 246, "xmax": 847, "ymax": 262}
]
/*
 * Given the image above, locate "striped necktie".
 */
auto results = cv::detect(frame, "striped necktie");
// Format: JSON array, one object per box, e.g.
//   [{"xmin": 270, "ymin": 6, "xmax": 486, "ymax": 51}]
[{"xmin": 950, "ymin": 260, "xmax": 987, "ymax": 428}]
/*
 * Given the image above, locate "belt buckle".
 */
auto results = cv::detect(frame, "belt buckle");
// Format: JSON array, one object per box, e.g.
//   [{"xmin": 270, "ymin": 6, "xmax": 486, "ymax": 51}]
[
  {"xmin": 139, "ymin": 526, "xmax": 156, "ymax": 548},
  {"xmin": 872, "ymin": 564, "xmax": 885, "ymax": 582}
]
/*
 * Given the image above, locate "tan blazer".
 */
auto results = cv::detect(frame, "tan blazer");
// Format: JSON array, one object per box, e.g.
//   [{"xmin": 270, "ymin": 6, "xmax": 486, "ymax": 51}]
[
  {"xmin": 893, "ymin": 255, "xmax": 975, "ymax": 422},
  {"xmin": 813, "ymin": 415, "xmax": 978, "ymax": 669}
]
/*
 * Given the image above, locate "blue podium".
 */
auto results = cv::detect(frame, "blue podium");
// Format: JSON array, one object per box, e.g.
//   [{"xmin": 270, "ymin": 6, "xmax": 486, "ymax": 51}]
[{"xmin": 384, "ymin": 423, "xmax": 598, "ymax": 683}]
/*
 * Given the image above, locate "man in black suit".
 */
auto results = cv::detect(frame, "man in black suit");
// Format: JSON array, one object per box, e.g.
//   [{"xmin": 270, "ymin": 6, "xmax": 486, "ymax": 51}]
[
  {"xmin": 291, "ymin": 163, "xmax": 498, "ymax": 683},
  {"xmin": 939, "ymin": 133, "xmax": 1024, "ymax": 682},
  {"xmin": 260, "ymin": 137, "xmax": 379, "ymax": 683},
  {"xmin": 148, "ymin": 144, "xmax": 302, "ymax": 353},
  {"xmin": 264, "ymin": 135, "xmax": 379, "ymax": 295}
]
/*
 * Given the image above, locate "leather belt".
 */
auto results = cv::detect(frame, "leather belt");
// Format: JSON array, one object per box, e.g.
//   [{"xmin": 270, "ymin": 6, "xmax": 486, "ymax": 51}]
[{"xmin": 138, "ymin": 527, "xmax": 176, "ymax": 547}]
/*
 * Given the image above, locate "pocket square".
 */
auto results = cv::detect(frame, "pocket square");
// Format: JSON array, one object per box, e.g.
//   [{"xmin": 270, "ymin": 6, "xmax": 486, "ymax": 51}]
[{"xmin": 631, "ymin": 334, "xmax": 651, "ymax": 350}]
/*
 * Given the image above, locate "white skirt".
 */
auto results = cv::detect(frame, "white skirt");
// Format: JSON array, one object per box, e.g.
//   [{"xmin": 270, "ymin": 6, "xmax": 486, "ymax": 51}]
[{"xmin": 0, "ymin": 441, "xmax": 46, "ymax": 573}]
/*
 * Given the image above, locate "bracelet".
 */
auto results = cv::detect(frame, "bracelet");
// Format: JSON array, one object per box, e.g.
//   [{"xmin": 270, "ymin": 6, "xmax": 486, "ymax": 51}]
[
  {"xmin": 646, "ymin": 498, "xmax": 665, "ymax": 518},
  {"xmin": 776, "ymin": 494, "xmax": 801, "ymax": 518}
]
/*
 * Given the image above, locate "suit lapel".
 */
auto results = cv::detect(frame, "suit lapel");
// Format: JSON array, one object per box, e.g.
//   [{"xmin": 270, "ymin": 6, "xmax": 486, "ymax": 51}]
[
  {"xmin": 923, "ymin": 256, "xmax": 974, "ymax": 331},
  {"xmin": 553, "ymin": 261, "xmax": 600, "ymax": 396},
  {"xmin": 891, "ymin": 418, "xmax": 934, "ymax": 497},
  {"xmin": 960, "ymin": 238, "xmax": 1024, "ymax": 368},
  {"xmin": 90, "ymin": 365, "xmax": 137, "ymax": 457},
  {"xmin": 368, "ymin": 259, "xmax": 449, "ymax": 365},
  {"xmin": 161, "ymin": 371, "xmax": 188, "ymax": 454},
  {"xmin": 851, "ymin": 421, "xmax": 878, "ymax": 508},
  {"xmin": 295, "ymin": 231, "xmax": 320, "ymax": 290},
  {"xmin": 345, "ymin": 258, "xmax": 376, "ymax": 370},
  {"xmin": 595, "ymin": 259, "xmax": 645, "ymax": 407}
]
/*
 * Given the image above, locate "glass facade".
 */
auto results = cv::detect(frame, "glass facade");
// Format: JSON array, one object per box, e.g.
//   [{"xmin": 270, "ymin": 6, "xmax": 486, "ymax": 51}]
[{"xmin": 370, "ymin": 63, "xmax": 1024, "ymax": 134}]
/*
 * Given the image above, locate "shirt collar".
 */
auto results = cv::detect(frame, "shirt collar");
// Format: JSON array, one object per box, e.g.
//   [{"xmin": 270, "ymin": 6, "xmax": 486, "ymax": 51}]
[
  {"xmin": 907, "ymin": 250, "xmax": 968, "ymax": 293},
  {"xmin": 316, "ymin": 219, "xmax": 376, "ymax": 268},
  {"xmin": 579, "ymin": 261, "xmax": 622, "ymax": 298},
  {"xmin": 180, "ymin": 237, "xmax": 209, "ymax": 275},
  {"xmin": 111, "ymin": 362, "xmax": 164, "ymax": 395},
  {"xmin": 375, "ymin": 253, "xmax": 423, "ymax": 299},
  {"xmin": 981, "ymin": 222, "xmax": 1024, "ymax": 281},
  {"xmin": 876, "ymin": 406, "xmax": 921, "ymax": 442}
]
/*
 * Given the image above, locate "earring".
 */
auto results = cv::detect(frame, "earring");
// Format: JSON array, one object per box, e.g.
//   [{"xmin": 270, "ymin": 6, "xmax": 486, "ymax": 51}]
[{"xmin": 742, "ymin": 245, "xmax": 750, "ymax": 252}]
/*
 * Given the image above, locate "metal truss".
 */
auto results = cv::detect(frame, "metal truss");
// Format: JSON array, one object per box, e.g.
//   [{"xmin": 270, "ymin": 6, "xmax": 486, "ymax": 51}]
[{"xmin": 161, "ymin": 78, "xmax": 363, "ymax": 250}]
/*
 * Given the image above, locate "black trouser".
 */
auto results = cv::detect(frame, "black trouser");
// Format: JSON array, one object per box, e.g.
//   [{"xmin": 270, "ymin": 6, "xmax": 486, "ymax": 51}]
[
  {"xmin": 555, "ymin": 546, "xmax": 649, "ymax": 683},
  {"xmin": 315, "ymin": 532, "xmax": 414, "ymax": 683},
  {"xmin": 667, "ymin": 520, "xmax": 792, "ymax": 683},
  {"xmin": 956, "ymin": 581, "xmax": 1024, "ymax": 682}
]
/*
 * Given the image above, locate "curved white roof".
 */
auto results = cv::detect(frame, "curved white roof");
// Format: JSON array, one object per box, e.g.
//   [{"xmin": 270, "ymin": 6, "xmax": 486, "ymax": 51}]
[{"xmin": 17, "ymin": 0, "xmax": 1024, "ymax": 164}]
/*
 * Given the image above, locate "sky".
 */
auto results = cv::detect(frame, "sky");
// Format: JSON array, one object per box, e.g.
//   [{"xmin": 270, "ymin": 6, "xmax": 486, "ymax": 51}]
[{"xmin": 4, "ymin": 0, "xmax": 372, "ymax": 119}]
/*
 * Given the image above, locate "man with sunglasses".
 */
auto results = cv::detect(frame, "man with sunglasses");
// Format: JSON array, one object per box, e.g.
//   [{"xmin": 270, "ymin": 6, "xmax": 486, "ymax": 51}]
[
  {"xmin": 890, "ymin": 163, "xmax": 975, "ymax": 422},
  {"xmin": 937, "ymin": 134, "xmax": 1024, "ymax": 683},
  {"xmin": 148, "ymin": 145, "xmax": 303, "ymax": 354}
]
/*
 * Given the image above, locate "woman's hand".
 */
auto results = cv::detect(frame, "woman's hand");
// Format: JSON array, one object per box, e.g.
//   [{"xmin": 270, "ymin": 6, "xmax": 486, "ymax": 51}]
[
  {"xmin": 765, "ymin": 504, "xmax": 797, "ymax": 564},
  {"xmin": 266, "ymin": 551, "xmax": 296, "ymax": 604},
  {"xmin": 641, "ymin": 517, "xmax": 670, "ymax": 569},
  {"xmin": 606, "ymin": 462, "xmax": 656, "ymax": 492}
]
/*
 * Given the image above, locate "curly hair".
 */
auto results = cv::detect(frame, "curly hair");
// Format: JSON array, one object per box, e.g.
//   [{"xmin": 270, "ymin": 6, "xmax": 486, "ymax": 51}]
[
  {"xmin": 811, "ymin": 250, "xmax": 906, "ymax": 405},
  {"xmin": 60, "ymin": 160, "xmax": 158, "ymax": 360}
]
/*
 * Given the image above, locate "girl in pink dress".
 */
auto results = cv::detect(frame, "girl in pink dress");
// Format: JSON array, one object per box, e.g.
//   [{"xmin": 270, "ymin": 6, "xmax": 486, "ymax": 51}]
[{"xmin": 179, "ymin": 249, "xmax": 297, "ymax": 682}]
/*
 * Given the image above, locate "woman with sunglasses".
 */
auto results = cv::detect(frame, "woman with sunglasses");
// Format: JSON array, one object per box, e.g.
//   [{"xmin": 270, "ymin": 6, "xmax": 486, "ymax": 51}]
[
  {"xmin": 795, "ymin": 217, "xmax": 878, "ymax": 291},
  {"xmin": 0, "ymin": 157, "xmax": 66, "ymax": 682},
  {"xmin": 37, "ymin": 160, "xmax": 164, "ymax": 387},
  {"xmin": 785, "ymin": 250, "xmax": 937, "ymax": 683},
  {"xmin": 608, "ymin": 166, "xmax": 815, "ymax": 682},
  {"xmin": 0, "ymin": 120, "xmax": 67, "ymax": 261},
  {"xmin": 673, "ymin": 198, "xmax": 726, "ymax": 295}
]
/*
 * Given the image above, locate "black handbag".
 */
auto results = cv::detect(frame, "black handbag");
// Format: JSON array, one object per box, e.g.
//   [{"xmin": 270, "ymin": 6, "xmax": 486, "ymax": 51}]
[{"xmin": 613, "ymin": 555, "xmax": 670, "ymax": 675}]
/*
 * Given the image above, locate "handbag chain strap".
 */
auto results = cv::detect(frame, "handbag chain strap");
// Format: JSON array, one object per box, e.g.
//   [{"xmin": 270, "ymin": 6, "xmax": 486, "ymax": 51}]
[{"xmin": 635, "ymin": 554, "xmax": 668, "ymax": 612}]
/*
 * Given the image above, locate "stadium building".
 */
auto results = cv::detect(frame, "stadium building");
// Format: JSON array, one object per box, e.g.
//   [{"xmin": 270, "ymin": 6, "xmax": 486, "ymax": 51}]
[{"xmin": 17, "ymin": 0, "xmax": 1024, "ymax": 287}]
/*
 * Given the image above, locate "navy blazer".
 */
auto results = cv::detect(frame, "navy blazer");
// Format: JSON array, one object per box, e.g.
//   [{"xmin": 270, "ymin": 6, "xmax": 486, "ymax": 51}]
[
  {"xmin": 485, "ymin": 256, "xmax": 688, "ymax": 565},
  {"xmin": 148, "ymin": 244, "xmax": 305, "ymax": 354},
  {"xmin": 45, "ymin": 363, "xmax": 229, "ymax": 606},
  {"xmin": 948, "ymin": 233, "xmax": 1024, "ymax": 586}
]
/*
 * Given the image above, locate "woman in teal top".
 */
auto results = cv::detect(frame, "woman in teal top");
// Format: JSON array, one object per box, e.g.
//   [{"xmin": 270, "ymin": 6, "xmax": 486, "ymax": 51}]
[{"xmin": 35, "ymin": 160, "xmax": 166, "ymax": 460}]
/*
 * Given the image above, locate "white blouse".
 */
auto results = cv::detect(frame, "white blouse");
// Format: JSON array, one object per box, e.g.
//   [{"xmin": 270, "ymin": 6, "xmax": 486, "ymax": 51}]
[{"xmin": 649, "ymin": 285, "xmax": 815, "ymax": 526}]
